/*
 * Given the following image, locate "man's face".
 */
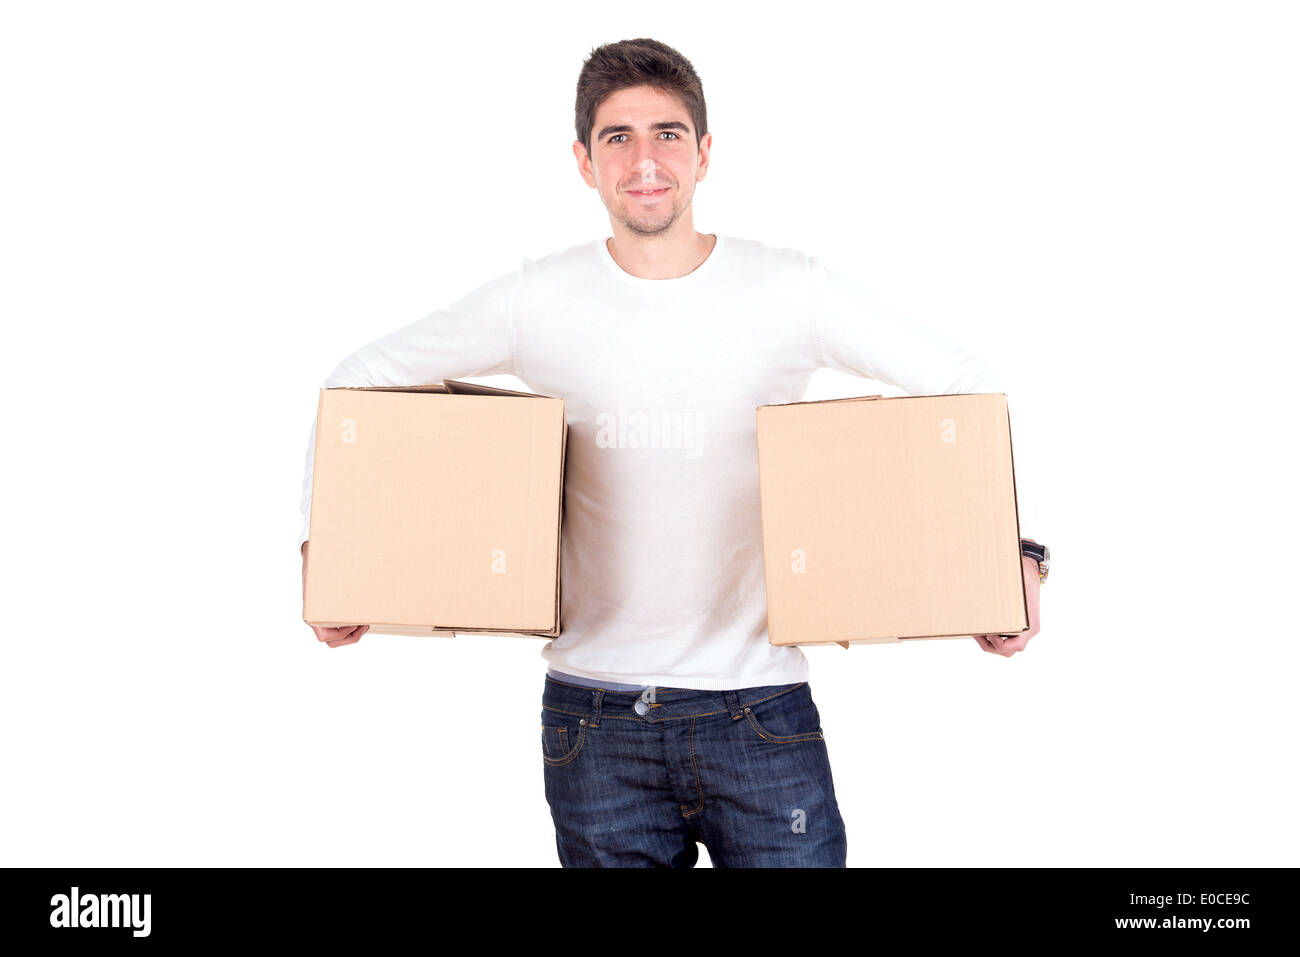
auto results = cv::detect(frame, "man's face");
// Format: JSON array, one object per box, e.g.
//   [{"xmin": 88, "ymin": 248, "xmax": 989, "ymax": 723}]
[{"xmin": 574, "ymin": 84, "xmax": 711, "ymax": 236}]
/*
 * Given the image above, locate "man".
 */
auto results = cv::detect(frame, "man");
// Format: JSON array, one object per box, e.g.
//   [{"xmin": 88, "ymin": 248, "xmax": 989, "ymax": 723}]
[{"xmin": 298, "ymin": 38, "xmax": 1046, "ymax": 867}]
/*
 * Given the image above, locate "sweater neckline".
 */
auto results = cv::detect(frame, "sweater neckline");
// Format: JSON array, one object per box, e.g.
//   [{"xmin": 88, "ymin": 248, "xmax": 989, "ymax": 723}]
[{"xmin": 597, "ymin": 232, "xmax": 724, "ymax": 287}]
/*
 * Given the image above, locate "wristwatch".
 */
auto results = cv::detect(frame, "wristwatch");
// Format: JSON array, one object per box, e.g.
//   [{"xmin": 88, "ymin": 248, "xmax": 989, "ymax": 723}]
[{"xmin": 1020, "ymin": 539, "xmax": 1050, "ymax": 584}]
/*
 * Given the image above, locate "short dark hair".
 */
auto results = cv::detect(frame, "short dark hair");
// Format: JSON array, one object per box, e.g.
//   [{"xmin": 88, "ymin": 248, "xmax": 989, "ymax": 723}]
[{"xmin": 575, "ymin": 38, "xmax": 708, "ymax": 159}]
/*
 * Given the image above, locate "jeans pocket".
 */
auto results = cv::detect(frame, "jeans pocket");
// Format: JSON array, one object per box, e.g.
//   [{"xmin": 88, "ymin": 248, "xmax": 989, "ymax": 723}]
[
  {"xmin": 740, "ymin": 685, "xmax": 825, "ymax": 744},
  {"xmin": 540, "ymin": 709, "xmax": 589, "ymax": 767}
]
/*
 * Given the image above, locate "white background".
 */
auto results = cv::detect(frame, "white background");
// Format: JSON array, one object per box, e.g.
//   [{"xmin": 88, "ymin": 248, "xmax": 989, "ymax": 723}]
[{"xmin": 2, "ymin": 0, "xmax": 1296, "ymax": 867}]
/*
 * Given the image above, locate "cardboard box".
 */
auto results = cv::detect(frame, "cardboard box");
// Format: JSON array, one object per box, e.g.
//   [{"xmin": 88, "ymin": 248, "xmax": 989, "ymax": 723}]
[
  {"xmin": 756, "ymin": 392, "xmax": 1027, "ymax": 647},
  {"xmin": 303, "ymin": 379, "xmax": 566, "ymax": 637}
]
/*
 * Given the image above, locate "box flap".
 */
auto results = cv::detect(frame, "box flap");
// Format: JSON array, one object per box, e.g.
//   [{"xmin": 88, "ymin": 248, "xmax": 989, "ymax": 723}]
[
  {"xmin": 338, "ymin": 383, "xmax": 449, "ymax": 394},
  {"xmin": 442, "ymin": 378, "xmax": 555, "ymax": 399},
  {"xmin": 757, "ymin": 393, "xmax": 883, "ymax": 412}
]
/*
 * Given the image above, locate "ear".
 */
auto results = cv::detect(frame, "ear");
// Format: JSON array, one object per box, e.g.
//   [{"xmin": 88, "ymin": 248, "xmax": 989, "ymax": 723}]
[
  {"xmin": 695, "ymin": 131, "xmax": 713, "ymax": 183},
  {"xmin": 573, "ymin": 140, "xmax": 597, "ymax": 189}
]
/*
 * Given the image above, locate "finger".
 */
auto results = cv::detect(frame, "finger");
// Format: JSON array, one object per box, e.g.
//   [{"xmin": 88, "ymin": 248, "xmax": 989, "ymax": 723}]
[
  {"xmin": 316, "ymin": 624, "xmax": 362, "ymax": 643},
  {"xmin": 1001, "ymin": 634, "xmax": 1029, "ymax": 654},
  {"xmin": 973, "ymin": 635, "xmax": 999, "ymax": 654},
  {"xmin": 327, "ymin": 625, "xmax": 369, "ymax": 648},
  {"xmin": 978, "ymin": 634, "xmax": 1015, "ymax": 657}
]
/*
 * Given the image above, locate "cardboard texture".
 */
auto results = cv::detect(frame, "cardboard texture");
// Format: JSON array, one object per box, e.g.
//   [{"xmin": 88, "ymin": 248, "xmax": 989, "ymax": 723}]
[
  {"xmin": 303, "ymin": 379, "xmax": 567, "ymax": 637},
  {"xmin": 756, "ymin": 392, "xmax": 1028, "ymax": 647}
]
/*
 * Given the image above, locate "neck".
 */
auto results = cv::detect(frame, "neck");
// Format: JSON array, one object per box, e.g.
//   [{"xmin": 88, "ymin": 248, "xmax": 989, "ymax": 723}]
[{"xmin": 606, "ymin": 217, "xmax": 716, "ymax": 280}]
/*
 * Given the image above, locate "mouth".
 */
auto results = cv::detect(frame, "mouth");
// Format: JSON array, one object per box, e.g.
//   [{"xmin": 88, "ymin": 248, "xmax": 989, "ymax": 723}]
[{"xmin": 628, "ymin": 186, "xmax": 670, "ymax": 200}]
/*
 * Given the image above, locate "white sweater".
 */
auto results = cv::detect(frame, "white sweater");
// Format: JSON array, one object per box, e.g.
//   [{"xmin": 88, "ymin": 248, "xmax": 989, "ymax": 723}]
[{"xmin": 299, "ymin": 233, "xmax": 1041, "ymax": 690}]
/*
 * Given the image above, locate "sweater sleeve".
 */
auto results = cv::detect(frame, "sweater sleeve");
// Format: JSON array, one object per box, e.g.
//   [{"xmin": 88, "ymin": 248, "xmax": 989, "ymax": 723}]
[
  {"xmin": 297, "ymin": 263, "xmax": 524, "ymax": 550},
  {"xmin": 807, "ymin": 255, "xmax": 1047, "ymax": 545}
]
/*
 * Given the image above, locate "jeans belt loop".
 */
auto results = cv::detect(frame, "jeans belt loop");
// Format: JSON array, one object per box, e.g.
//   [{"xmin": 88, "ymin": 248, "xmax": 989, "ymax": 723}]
[{"xmin": 724, "ymin": 689, "xmax": 743, "ymax": 720}]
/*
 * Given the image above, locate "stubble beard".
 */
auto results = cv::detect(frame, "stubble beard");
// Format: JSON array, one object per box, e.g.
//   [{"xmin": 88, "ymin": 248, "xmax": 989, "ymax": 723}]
[{"xmin": 614, "ymin": 185, "xmax": 693, "ymax": 237}]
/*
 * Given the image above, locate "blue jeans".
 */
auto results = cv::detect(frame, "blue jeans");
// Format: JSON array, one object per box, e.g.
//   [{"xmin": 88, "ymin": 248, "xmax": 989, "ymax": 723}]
[{"xmin": 540, "ymin": 675, "xmax": 848, "ymax": 867}]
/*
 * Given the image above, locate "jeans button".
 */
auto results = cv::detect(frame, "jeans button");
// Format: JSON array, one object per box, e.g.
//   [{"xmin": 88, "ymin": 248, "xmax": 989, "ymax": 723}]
[{"xmin": 633, "ymin": 699, "xmax": 649, "ymax": 716}]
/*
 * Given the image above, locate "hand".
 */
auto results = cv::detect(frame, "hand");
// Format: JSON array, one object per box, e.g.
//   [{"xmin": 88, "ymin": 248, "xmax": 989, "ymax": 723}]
[
  {"xmin": 313, "ymin": 623, "xmax": 369, "ymax": 648},
  {"xmin": 301, "ymin": 541, "xmax": 369, "ymax": 648},
  {"xmin": 973, "ymin": 555, "xmax": 1042, "ymax": 657}
]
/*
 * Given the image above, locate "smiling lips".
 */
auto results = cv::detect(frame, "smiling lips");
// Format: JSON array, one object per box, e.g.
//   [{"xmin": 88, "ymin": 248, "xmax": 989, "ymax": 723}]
[{"xmin": 629, "ymin": 186, "xmax": 670, "ymax": 199}]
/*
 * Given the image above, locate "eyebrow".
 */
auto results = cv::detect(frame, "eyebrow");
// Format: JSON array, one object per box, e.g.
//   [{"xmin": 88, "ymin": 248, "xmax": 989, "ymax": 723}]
[{"xmin": 594, "ymin": 120, "xmax": 691, "ymax": 141}]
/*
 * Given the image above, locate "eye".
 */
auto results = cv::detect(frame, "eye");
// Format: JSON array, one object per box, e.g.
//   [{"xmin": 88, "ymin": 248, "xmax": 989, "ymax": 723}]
[{"xmin": 606, "ymin": 131, "xmax": 680, "ymax": 144}]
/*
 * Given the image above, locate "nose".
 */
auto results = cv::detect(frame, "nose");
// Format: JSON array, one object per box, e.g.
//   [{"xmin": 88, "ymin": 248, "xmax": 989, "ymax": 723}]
[{"xmin": 636, "ymin": 157, "xmax": 658, "ymax": 181}]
